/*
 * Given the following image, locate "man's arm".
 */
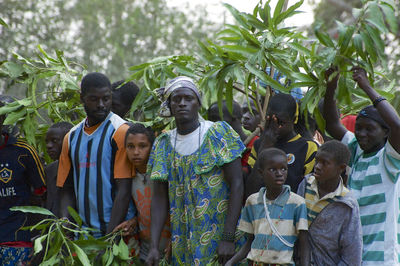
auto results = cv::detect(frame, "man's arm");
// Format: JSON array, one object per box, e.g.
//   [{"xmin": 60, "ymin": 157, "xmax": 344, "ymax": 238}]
[
  {"xmin": 217, "ymin": 158, "xmax": 244, "ymax": 264},
  {"xmin": 298, "ymin": 230, "xmax": 310, "ymax": 266},
  {"xmin": 323, "ymin": 68, "xmax": 347, "ymax": 140},
  {"xmin": 353, "ymin": 67, "xmax": 400, "ymax": 153},
  {"xmin": 146, "ymin": 180, "xmax": 169, "ymax": 266},
  {"xmin": 58, "ymin": 185, "xmax": 76, "ymax": 218},
  {"xmin": 225, "ymin": 233, "xmax": 254, "ymax": 266},
  {"xmin": 106, "ymin": 178, "xmax": 132, "ymax": 234}
]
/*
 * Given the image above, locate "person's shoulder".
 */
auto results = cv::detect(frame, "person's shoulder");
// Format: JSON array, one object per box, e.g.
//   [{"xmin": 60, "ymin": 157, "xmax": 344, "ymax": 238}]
[
  {"xmin": 287, "ymin": 191, "xmax": 306, "ymax": 205},
  {"xmin": 14, "ymin": 138, "xmax": 38, "ymax": 154}
]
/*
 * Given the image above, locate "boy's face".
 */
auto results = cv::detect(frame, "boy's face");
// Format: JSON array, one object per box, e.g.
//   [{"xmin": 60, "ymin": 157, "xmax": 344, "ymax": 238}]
[
  {"xmin": 242, "ymin": 101, "xmax": 260, "ymax": 132},
  {"xmin": 126, "ymin": 133, "xmax": 152, "ymax": 169},
  {"xmin": 266, "ymin": 109, "xmax": 294, "ymax": 139},
  {"xmin": 314, "ymin": 151, "xmax": 345, "ymax": 184},
  {"xmin": 46, "ymin": 128, "xmax": 65, "ymax": 161},
  {"xmin": 259, "ymin": 154, "xmax": 288, "ymax": 190}
]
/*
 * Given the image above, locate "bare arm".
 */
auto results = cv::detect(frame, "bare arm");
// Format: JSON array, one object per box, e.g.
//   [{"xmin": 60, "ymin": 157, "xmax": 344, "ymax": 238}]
[
  {"xmin": 323, "ymin": 68, "xmax": 347, "ymax": 140},
  {"xmin": 58, "ymin": 185, "xmax": 76, "ymax": 219},
  {"xmin": 106, "ymin": 178, "xmax": 132, "ymax": 234},
  {"xmin": 217, "ymin": 158, "xmax": 244, "ymax": 264},
  {"xmin": 225, "ymin": 233, "xmax": 254, "ymax": 266},
  {"xmin": 353, "ymin": 67, "xmax": 400, "ymax": 153},
  {"xmin": 146, "ymin": 180, "xmax": 169, "ymax": 266},
  {"xmin": 298, "ymin": 230, "xmax": 310, "ymax": 266}
]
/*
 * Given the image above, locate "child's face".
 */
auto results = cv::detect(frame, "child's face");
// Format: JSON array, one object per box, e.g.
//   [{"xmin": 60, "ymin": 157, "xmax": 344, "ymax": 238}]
[
  {"xmin": 259, "ymin": 154, "xmax": 288, "ymax": 190},
  {"xmin": 125, "ymin": 133, "xmax": 152, "ymax": 170},
  {"xmin": 314, "ymin": 151, "xmax": 345, "ymax": 183},
  {"xmin": 45, "ymin": 128, "xmax": 65, "ymax": 161}
]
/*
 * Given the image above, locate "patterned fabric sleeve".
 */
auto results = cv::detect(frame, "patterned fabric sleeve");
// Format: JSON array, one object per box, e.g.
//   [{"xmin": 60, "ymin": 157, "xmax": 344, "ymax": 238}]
[
  {"xmin": 195, "ymin": 121, "xmax": 246, "ymax": 174},
  {"xmin": 148, "ymin": 133, "xmax": 171, "ymax": 182}
]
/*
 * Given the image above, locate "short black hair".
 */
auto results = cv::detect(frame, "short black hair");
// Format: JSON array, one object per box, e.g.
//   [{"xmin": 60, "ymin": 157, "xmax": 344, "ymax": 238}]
[
  {"xmin": 318, "ymin": 140, "xmax": 350, "ymax": 165},
  {"xmin": 125, "ymin": 123, "xmax": 155, "ymax": 146},
  {"xmin": 49, "ymin": 122, "xmax": 73, "ymax": 135},
  {"xmin": 112, "ymin": 80, "xmax": 140, "ymax": 106},
  {"xmin": 81, "ymin": 72, "xmax": 111, "ymax": 96},
  {"xmin": 208, "ymin": 100, "xmax": 242, "ymax": 121},
  {"xmin": 257, "ymin": 147, "xmax": 287, "ymax": 170},
  {"xmin": 268, "ymin": 93, "xmax": 297, "ymax": 120}
]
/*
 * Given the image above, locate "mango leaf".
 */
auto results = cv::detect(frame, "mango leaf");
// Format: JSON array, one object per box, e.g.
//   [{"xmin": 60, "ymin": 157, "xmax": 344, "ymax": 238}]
[
  {"xmin": 0, "ymin": 18, "xmax": 8, "ymax": 27},
  {"xmin": 223, "ymin": 3, "xmax": 250, "ymax": 30},
  {"xmin": 339, "ymin": 26, "xmax": 355, "ymax": 54},
  {"xmin": 72, "ymin": 242, "xmax": 91, "ymax": 265},
  {"xmin": 68, "ymin": 206, "xmax": 82, "ymax": 227},
  {"xmin": 273, "ymin": 0, "xmax": 304, "ymax": 26},
  {"xmin": 360, "ymin": 30, "xmax": 378, "ymax": 62},
  {"xmin": 117, "ymin": 238, "xmax": 129, "ymax": 260},
  {"xmin": 314, "ymin": 25, "xmax": 335, "ymax": 48},
  {"xmin": 353, "ymin": 33, "xmax": 366, "ymax": 61},
  {"xmin": 380, "ymin": 3, "xmax": 398, "ymax": 33},
  {"xmin": 10, "ymin": 206, "xmax": 55, "ymax": 216},
  {"xmin": 3, "ymin": 62, "xmax": 25, "ymax": 78},
  {"xmin": 245, "ymin": 63, "xmax": 287, "ymax": 92},
  {"xmin": 34, "ymin": 235, "xmax": 47, "ymax": 254},
  {"xmin": 365, "ymin": 2, "xmax": 388, "ymax": 33}
]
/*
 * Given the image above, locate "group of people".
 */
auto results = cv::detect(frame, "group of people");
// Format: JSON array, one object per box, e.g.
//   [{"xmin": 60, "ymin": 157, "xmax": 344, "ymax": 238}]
[{"xmin": 0, "ymin": 66, "xmax": 399, "ymax": 266}]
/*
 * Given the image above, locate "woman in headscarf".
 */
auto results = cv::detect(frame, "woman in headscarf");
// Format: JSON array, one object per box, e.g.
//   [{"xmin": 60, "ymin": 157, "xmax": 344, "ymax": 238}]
[{"xmin": 146, "ymin": 76, "xmax": 245, "ymax": 265}]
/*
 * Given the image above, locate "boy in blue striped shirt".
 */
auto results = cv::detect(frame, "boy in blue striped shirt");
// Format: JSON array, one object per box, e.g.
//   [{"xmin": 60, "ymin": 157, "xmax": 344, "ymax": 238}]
[{"xmin": 227, "ymin": 148, "xmax": 309, "ymax": 265}]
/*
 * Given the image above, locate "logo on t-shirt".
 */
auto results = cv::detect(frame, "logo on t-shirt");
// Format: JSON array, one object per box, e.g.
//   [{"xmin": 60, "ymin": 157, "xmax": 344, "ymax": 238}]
[
  {"xmin": 0, "ymin": 164, "xmax": 12, "ymax": 183},
  {"xmin": 287, "ymin": 153, "xmax": 295, "ymax": 165}
]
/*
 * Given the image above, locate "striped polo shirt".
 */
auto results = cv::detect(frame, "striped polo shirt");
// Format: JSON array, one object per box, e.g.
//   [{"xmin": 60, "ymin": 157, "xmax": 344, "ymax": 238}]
[
  {"xmin": 239, "ymin": 186, "xmax": 308, "ymax": 265},
  {"xmin": 57, "ymin": 112, "xmax": 134, "ymax": 236},
  {"xmin": 342, "ymin": 131, "xmax": 400, "ymax": 265},
  {"xmin": 304, "ymin": 175, "xmax": 349, "ymax": 226}
]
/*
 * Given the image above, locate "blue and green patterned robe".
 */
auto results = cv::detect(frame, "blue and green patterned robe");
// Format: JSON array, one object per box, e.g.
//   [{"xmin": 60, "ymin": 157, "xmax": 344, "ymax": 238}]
[{"xmin": 148, "ymin": 121, "xmax": 245, "ymax": 265}]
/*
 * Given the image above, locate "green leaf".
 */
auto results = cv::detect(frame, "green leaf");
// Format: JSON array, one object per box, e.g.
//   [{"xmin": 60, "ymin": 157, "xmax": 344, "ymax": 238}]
[
  {"xmin": 314, "ymin": 25, "xmax": 335, "ymax": 48},
  {"xmin": 3, "ymin": 62, "xmax": 25, "ymax": 78},
  {"xmin": 3, "ymin": 108, "xmax": 26, "ymax": 125},
  {"xmin": 273, "ymin": 0, "xmax": 304, "ymax": 26},
  {"xmin": 222, "ymin": 45, "xmax": 258, "ymax": 57},
  {"xmin": 380, "ymin": 3, "xmax": 398, "ymax": 33},
  {"xmin": 68, "ymin": 206, "xmax": 82, "ymax": 227},
  {"xmin": 10, "ymin": 206, "xmax": 55, "ymax": 216},
  {"xmin": 273, "ymin": 0, "xmax": 286, "ymax": 21},
  {"xmin": 0, "ymin": 17, "xmax": 9, "ymax": 27},
  {"xmin": 72, "ymin": 242, "xmax": 91, "ymax": 266},
  {"xmin": 225, "ymin": 78, "xmax": 233, "ymax": 115},
  {"xmin": 112, "ymin": 243, "xmax": 119, "ymax": 256},
  {"xmin": 287, "ymin": 42, "xmax": 311, "ymax": 56},
  {"xmin": 34, "ymin": 235, "xmax": 47, "ymax": 254},
  {"xmin": 363, "ymin": 24, "xmax": 385, "ymax": 56},
  {"xmin": 223, "ymin": 3, "xmax": 250, "ymax": 30},
  {"xmin": 118, "ymin": 238, "xmax": 129, "ymax": 260},
  {"xmin": 360, "ymin": 30, "xmax": 378, "ymax": 62},
  {"xmin": 353, "ymin": 33, "xmax": 365, "ymax": 61},
  {"xmin": 365, "ymin": 2, "xmax": 388, "ymax": 33},
  {"xmin": 245, "ymin": 63, "xmax": 287, "ymax": 92},
  {"xmin": 339, "ymin": 26, "xmax": 355, "ymax": 54}
]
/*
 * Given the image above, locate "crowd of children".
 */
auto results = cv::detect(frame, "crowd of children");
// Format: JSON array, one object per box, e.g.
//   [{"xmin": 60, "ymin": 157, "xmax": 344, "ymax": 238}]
[{"xmin": 1, "ymin": 65, "xmax": 400, "ymax": 266}]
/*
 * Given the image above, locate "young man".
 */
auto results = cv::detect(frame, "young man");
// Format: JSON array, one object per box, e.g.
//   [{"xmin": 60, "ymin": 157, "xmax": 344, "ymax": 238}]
[
  {"xmin": 57, "ymin": 72, "xmax": 134, "ymax": 237},
  {"xmin": 146, "ymin": 76, "xmax": 245, "ymax": 265},
  {"xmin": 0, "ymin": 100, "xmax": 46, "ymax": 265},
  {"xmin": 323, "ymin": 67, "xmax": 400, "ymax": 265},
  {"xmin": 297, "ymin": 140, "xmax": 362, "ymax": 265},
  {"xmin": 246, "ymin": 93, "xmax": 318, "ymax": 198},
  {"xmin": 44, "ymin": 122, "xmax": 73, "ymax": 215},
  {"xmin": 227, "ymin": 148, "xmax": 309, "ymax": 265}
]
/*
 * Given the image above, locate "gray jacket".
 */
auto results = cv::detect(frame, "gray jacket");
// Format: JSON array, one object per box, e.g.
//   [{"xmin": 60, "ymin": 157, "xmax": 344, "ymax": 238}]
[{"xmin": 297, "ymin": 176, "xmax": 362, "ymax": 266}]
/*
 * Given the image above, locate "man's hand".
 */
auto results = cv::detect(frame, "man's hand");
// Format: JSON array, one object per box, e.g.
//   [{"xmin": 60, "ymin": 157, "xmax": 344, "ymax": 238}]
[
  {"xmin": 325, "ymin": 67, "xmax": 340, "ymax": 88},
  {"xmin": 146, "ymin": 247, "xmax": 161, "ymax": 266},
  {"xmin": 112, "ymin": 217, "xmax": 137, "ymax": 236},
  {"xmin": 352, "ymin": 66, "xmax": 370, "ymax": 90},
  {"xmin": 217, "ymin": 240, "xmax": 235, "ymax": 265}
]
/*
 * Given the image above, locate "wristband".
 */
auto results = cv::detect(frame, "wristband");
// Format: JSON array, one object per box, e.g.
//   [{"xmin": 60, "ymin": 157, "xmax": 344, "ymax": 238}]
[
  {"xmin": 373, "ymin": 96, "xmax": 386, "ymax": 108},
  {"xmin": 221, "ymin": 231, "xmax": 235, "ymax": 242}
]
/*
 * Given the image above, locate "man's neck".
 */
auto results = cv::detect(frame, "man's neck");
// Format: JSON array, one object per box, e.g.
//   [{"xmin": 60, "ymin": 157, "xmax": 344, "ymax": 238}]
[
  {"xmin": 317, "ymin": 178, "xmax": 340, "ymax": 198},
  {"xmin": 278, "ymin": 131, "xmax": 296, "ymax": 143},
  {"xmin": 176, "ymin": 119, "xmax": 200, "ymax": 135}
]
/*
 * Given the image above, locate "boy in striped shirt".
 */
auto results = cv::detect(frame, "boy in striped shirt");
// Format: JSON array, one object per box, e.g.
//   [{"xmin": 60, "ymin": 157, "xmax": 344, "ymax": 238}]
[
  {"xmin": 324, "ymin": 67, "xmax": 400, "ymax": 265},
  {"xmin": 297, "ymin": 140, "xmax": 362, "ymax": 265},
  {"xmin": 227, "ymin": 148, "xmax": 309, "ymax": 265}
]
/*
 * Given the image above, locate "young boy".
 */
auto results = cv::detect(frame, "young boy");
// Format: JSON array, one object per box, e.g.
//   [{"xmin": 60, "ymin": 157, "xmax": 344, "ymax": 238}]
[
  {"xmin": 114, "ymin": 123, "xmax": 170, "ymax": 262},
  {"xmin": 227, "ymin": 148, "xmax": 309, "ymax": 265},
  {"xmin": 246, "ymin": 93, "xmax": 318, "ymax": 198},
  {"xmin": 297, "ymin": 140, "xmax": 362, "ymax": 265},
  {"xmin": 44, "ymin": 122, "xmax": 73, "ymax": 215}
]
